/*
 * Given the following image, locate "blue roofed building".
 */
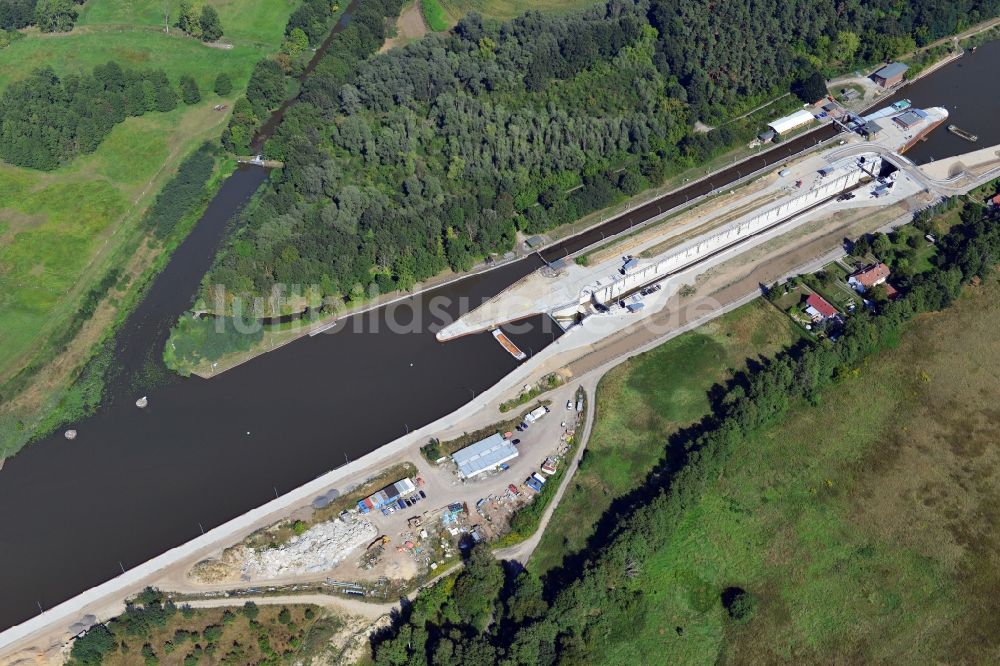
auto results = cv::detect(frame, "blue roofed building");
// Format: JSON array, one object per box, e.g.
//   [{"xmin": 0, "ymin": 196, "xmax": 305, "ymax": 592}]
[{"xmin": 452, "ymin": 433, "xmax": 519, "ymax": 478}]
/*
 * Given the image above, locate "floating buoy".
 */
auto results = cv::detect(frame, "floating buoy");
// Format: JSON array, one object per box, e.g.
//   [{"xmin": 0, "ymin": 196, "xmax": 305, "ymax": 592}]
[
  {"xmin": 64, "ymin": 430, "xmax": 77, "ymax": 440},
  {"xmin": 135, "ymin": 396, "xmax": 148, "ymax": 408}
]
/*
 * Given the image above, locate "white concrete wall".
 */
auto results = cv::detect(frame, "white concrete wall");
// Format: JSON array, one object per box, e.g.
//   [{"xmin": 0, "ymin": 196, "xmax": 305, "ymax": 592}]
[{"xmin": 591, "ymin": 160, "xmax": 875, "ymax": 305}]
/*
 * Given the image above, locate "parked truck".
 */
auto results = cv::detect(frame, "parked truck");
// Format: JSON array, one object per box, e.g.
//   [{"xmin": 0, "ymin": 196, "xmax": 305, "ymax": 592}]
[{"xmin": 524, "ymin": 405, "xmax": 549, "ymax": 423}]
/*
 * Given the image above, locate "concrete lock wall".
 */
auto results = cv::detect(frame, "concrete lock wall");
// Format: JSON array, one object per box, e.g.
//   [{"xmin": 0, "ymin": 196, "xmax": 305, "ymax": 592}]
[{"xmin": 591, "ymin": 160, "xmax": 873, "ymax": 305}]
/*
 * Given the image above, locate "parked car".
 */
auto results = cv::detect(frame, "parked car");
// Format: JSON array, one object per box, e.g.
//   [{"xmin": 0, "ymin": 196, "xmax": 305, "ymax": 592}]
[
  {"xmin": 508, "ymin": 484, "xmax": 520, "ymax": 495},
  {"xmin": 511, "ymin": 438, "xmax": 521, "ymax": 445},
  {"xmin": 499, "ymin": 463, "xmax": 510, "ymax": 471},
  {"xmin": 419, "ymin": 490, "xmax": 426, "ymax": 498},
  {"xmin": 566, "ymin": 400, "xmax": 573, "ymax": 410}
]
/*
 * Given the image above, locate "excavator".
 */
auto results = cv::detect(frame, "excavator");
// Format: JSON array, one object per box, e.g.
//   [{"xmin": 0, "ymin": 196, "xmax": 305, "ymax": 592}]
[{"xmin": 367, "ymin": 534, "xmax": 391, "ymax": 550}]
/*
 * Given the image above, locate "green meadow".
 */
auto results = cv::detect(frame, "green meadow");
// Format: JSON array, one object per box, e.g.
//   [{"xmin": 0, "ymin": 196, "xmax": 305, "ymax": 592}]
[
  {"xmin": 533, "ymin": 300, "xmax": 803, "ymax": 572},
  {"xmin": 0, "ymin": 105, "xmax": 229, "ymax": 377},
  {"xmin": 76, "ymin": 0, "xmax": 300, "ymax": 48},
  {"xmin": 0, "ymin": 28, "xmax": 266, "ymax": 94},
  {"xmin": 0, "ymin": 0, "xmax": 299, "ymax": 452},
  {"xmin": 534, "ymin": 276, "xmax": 1000, "ymax": 663},
  {"xmin": 437, "ymin": 0, "xmax": 599, "ymax": 22}
]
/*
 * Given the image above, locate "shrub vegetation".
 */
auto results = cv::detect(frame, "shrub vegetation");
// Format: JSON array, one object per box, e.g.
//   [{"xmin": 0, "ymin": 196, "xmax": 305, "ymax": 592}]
[
  {"xmin": 369, "ymin": 195, "xmax": 1000, "ymax": 662},
  {"xmin": 144, "ymin": 143, "xmax": 218, "ymax": 237}
]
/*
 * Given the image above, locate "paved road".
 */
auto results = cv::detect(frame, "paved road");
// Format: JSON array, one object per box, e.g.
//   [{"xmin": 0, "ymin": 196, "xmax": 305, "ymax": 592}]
[
  {"xmin": 827, "ymin": 142, "xmax": 998, "ymax": 196},
  {"xmin": 493, "ymin": 376, "xmax": 599, "ymax": 564}
]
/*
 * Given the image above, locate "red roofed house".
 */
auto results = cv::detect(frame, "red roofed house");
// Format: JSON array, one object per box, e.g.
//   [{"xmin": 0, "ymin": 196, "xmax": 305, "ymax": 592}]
[
  {"xmin": 804, "ymin": 293, "xmax": 838, "ymax": 321},
  {"xmin": 848, "ymin": 263, "xmax": 891, "ymax": 293},
  {"xmin": 991, "ymin": 194, "xmax": 1000, "ymax": 208}
]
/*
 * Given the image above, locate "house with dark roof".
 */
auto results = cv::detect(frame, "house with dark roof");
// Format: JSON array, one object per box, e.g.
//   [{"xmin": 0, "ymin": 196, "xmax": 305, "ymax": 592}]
[
  {"xmin": 804, "ymin": 293, "xmax": 838, "ymax": 321},
  {"xmin": 862, "ymin": 120, "xmax": 883, "ymax": 139},
  {"xmin": 873, "ymin": 62, "xmax": 908, "ymax": 88},
  {"xmin": 848, "ymin": 263, "xmax": 891, "ymax": 293}
]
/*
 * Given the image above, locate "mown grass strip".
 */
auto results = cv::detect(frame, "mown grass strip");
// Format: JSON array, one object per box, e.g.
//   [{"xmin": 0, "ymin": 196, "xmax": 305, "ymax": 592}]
[{"xmin": 421, "ymin": 0, "xmax": 450, "ymax": 31}]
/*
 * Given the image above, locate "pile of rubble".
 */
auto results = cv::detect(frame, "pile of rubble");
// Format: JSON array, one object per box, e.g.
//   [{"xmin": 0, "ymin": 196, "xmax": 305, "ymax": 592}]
[{"xmin": 242, "ymin": 514, "xmax": 377, "ymax": 580}]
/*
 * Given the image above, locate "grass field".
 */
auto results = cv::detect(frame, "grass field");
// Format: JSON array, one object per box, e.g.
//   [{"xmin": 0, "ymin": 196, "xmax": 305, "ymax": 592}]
[
  {"xmin": 0, "ymin": 28, "xmax": 267, "ymax": 94},
  {"xmin": 420, "ymin": 0, "xmax": 450, "ymax": 31},
  {"xmin": 0, "ymin": 105, "xmax": 229, "ymax": 378},
  {"xmin": 538, "ymin": 275, "xmax": 1000, "ymax": 663},
  {"xmin": 532, "ymin": 300, "xmax": 804, "ymax": 572},
  {"xmin": 436, "ymin": 0, "xmax": 598, "ymax": 23},
  {"xmin": 77, "ymin": 0, "xmax": 300, "ymax": 47},
  {"xmin": 0, "ymin": 0, "xmax": 299, "ymax": 455}
]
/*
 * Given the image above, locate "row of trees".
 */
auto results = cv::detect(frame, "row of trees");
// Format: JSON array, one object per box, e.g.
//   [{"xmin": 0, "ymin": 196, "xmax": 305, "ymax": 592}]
[
  {"xmin": 220, "ymin": 0, "xmax": 347, "ymax": 155},
  {"xmin": 0, "ymin": 62, "xmax": 219, "ymax": 170},
  {"xmin": 144, "ymin": 142, "xmax": 218, "ymax": 237},
  {"xmin": 0, "ymin": 0, "xmax": 85, "ymax": 32},
  {"xmin": 286, "ymin": 0, "xmax": 341, "ymax": 45},
  {"xmin": 208, "ymin": 0, "xmax": 996, "ymax": 315},
  {"xmin": 175, "ymin": 1, "xmax": 223, "ymax": 42},
  {"xmin": 368, "ymin": 196, "xmax": 1000, "ymax": 664}
]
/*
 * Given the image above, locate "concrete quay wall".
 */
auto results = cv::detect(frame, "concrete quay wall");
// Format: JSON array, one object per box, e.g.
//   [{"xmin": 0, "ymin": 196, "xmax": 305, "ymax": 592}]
[{"xmin": 590, "ymin": 161, "xmax": 873, "ymax": 305}]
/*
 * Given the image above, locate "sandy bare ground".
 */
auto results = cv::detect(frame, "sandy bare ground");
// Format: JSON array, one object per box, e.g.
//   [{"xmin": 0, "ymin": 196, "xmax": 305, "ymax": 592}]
[{"xmin": 379, "ymin": 0, "xmax": 428, "ymax": 53}]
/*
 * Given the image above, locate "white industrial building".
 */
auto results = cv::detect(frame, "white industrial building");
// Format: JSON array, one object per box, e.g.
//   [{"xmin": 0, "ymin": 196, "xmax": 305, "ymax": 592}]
[
  {"xmin": 452, "ymin": 433, "xmax": 518, "ymax": 478},
  {"xmin": 768, "ymin": 109, "xmax": 816, "ymax": 136}
]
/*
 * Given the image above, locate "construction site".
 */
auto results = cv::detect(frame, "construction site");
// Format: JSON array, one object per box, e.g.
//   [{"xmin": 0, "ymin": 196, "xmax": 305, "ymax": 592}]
[
  {"xmin": 3, "ymin": 49, "xmax": 1000, "ymax": 660},
  {"xmin": 439, "ymin": 101, "xmax": 998, "ymax": 352},
  {"xmin": 176, "ymin": 384, "xmax": 585, "ymax": 603}
]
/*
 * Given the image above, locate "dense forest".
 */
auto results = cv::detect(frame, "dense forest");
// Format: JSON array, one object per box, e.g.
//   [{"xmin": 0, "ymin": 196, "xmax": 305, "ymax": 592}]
[
  {"xmin": 0, "ymin": 62, "xmax": 184, "ymax": 170},
  {"xmin": 367, "ymin": 195, "xmax": 1000, "ymax": 664},
  {"xmin": 0, "ymin": 0, "xmax": 86, "ymax": 32},
  {"xmin": 221, "ymin": 0, "xmax": 346, "ymax": 153},
  {"xmin": 204, "ymin": 0, "xmax": 1000, "ymax": 314}
]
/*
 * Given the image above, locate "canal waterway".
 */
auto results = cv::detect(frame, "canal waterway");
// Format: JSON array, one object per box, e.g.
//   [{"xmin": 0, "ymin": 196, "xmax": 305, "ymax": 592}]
[
  {"xmin": 0, "ymin": 36, "xmax": 997, "ymax": 632},
  {"xmin": 886, "ymin": 40, "xmax": 1000, "ymax": 164}
]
